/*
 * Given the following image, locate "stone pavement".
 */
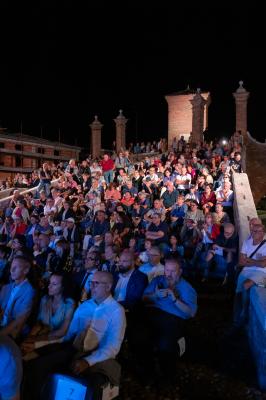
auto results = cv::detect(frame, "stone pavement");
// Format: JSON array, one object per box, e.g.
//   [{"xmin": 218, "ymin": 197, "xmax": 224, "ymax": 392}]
[{"xmin": 118, "ymin": 281, "xmax": 266, "ymax": 400}]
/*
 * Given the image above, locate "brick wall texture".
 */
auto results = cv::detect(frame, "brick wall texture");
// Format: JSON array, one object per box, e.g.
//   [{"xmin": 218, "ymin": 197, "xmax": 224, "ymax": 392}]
[{"xmin": 165, "ymin": 92, "xmax": 210, "ymax": 146}]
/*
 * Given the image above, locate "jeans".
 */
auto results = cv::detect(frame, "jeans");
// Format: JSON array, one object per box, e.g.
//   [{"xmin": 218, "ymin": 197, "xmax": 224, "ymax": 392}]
[
  {"xmin": 103, "ymin": 170, "xmax": 114, "ymax": 184},
  {"xmin": 200, "ymin": 253, "xmax": 227, "ymax": 279},
  {"xmin": 38, "ymin": 181, "xmax": 51, "ymax": 197}
]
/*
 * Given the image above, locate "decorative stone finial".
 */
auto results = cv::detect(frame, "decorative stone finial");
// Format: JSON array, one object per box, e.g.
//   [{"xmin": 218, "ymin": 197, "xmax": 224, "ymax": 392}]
[
  {"xmin": 116, "ymin": 109, "xmax": 126, "ymax": 120},
  {"xmin": 90, "ymin": 115, "xmax": 103, "ymax": 127},
  {"xmin": 236, "ymin": 80, "xmax": 247, "ymax": 93},
  {"xmin": 186, "ymin": 84, "xmax": 190, "ymax": 91},
  {"xmin": 197, "ymin": 88, "xmax": 201, "ymax": 94}
]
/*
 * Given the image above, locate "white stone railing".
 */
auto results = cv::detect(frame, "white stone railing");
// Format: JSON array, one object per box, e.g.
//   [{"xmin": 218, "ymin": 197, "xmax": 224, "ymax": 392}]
[
  {"xmin": 0, "ymin": 178, "xmax": 61, "ymax": 210},
  {"xmin": 232, "ymin": 172, "xmax": 258, "ymax": 250},
  {"xmin": 0, "ymin": 187, "xmax": 15, "ymax": 200}
]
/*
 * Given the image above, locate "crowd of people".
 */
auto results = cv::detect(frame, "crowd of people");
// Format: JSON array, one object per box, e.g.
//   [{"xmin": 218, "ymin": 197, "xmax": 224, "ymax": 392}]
[{"xmin": 0, "ymin": 131, "xmax": 265, "ymax": 399}]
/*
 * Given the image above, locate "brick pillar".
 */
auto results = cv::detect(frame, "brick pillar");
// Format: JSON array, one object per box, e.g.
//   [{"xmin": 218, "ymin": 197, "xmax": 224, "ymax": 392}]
[
  {"xmin": 90, "ymin": 115, "xmax": 103, "ymax": 159},
  {"xmin": 114, "ymin": 110, "xmax": 128, "ymax": 153},
  {"xmin": 204, "ymin": 94, "xmax": 211, "ymax": 131},
  {"xmin": 190, "ymin": 89, "xmax": 206, "ymax": 145},
  {"xmin": 233, "ymin": 81, "xmax": 250, "ymax": 143}
]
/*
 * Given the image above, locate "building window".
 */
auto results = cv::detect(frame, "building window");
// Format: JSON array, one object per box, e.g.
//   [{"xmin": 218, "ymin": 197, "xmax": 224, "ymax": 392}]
[
  {"xmin": 15, "ymin": 156, "xmax": 22, "ymax": 167},
  {"xmin": 0, "ymin": 142, "xmax": 4, "ymax": 149},
  {"xmin": 37, "ymin": 147, "xmax": 44, "ymax": 154},
  {"xmin": 54, "ymin": 150, "xmax": 60, "ymax": 156},
  {"xmin": 15, "ymin": 144, "xmax": 22, "ymax": 151}
]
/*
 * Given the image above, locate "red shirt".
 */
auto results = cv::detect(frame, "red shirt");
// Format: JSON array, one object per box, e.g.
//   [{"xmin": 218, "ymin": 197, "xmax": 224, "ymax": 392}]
[
  {"xmin": 101, "ymin": 159, "xmax": 115, "ymax": 172},
  {"xmin": 15, "ymin": 223, "xmax": 27, "ymax": 236}
]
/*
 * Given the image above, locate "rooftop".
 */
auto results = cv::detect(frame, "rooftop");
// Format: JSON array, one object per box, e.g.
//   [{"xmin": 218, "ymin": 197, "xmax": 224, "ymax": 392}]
[{"xmin": 0, "ymin": 130, "xmax": 81, "ymax": 150}]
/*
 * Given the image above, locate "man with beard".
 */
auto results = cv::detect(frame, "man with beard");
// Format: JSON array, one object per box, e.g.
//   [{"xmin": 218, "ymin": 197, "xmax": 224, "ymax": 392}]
[
  {"xmin": 140, "ymin": 256, "xmax": 197, "ymax": 384},
  {"xmin": 113, "ymin": 249, "xmax": 148, "ymax": 312}
]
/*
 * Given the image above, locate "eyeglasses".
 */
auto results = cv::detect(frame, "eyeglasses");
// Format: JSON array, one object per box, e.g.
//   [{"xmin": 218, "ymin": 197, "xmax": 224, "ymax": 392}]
[{"xmin": 89, "ymin": 281, "xmax": 108, "ymax": 287}]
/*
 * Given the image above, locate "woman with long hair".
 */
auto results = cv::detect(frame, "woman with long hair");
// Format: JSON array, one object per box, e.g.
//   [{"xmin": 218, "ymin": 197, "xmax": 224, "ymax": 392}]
[{"xmin": 21, "ymin": 272, "xmax": 75, "ymax": 355}]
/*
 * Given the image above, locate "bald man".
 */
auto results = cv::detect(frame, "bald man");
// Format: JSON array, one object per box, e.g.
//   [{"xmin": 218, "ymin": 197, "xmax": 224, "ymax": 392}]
[{"xmin": 24, "ymin": 271, "xmax": 126, "ymax": 399}]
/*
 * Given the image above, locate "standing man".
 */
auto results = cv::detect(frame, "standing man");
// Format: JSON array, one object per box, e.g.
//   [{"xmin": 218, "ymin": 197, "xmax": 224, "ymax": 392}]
[{"xmin": 101, "ymin": 154, "xmax": 115, "ymax": 184}]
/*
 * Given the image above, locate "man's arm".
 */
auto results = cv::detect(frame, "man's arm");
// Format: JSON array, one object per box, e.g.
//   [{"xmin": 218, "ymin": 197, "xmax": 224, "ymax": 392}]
[
  {"xmin": 83, "ymin": 307, "xmax": 126, "ymax": 367},
  {"xmin": 145, "ymin": 230, "xmax": 164, "ymax": 240}
]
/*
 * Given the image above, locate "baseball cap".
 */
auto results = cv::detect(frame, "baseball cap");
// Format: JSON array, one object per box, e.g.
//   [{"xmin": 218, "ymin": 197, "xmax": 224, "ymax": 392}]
[
  {"xmin": 65, "ymin": 217, "xmax": 75, "ymax": 223},
  {"xmin": 138, "ymin": 191, "xmax": 147, "ymax": 197}
]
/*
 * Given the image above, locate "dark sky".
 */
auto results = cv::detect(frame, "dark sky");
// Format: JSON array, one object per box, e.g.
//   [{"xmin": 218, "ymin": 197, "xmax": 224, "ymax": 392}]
[{"xmin": 0, "ymin": 5, "xmax": 264, "ymax": 149}]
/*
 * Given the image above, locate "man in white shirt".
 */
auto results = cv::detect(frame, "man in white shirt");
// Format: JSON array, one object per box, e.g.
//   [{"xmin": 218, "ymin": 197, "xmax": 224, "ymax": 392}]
[
  {"xmin": 233, "ymin": 224, "xmax": 266, "ymax": 328},
  {"xmin": 175, "ymin": 166, "xmax": 191, "ymax": 194},
  {"xmin": 24, "ymin": 271, "xmax": 126, "ymax": 399},
  {"xmin": 139, "ymin": 246, "xmax": 164, "ymax": 282}
]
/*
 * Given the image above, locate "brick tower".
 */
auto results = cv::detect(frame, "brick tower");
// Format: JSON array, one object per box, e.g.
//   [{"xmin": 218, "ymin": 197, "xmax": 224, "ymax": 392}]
[{"xmin": 165, "ymin": 86, "xmax": 211, "ymax": 148}]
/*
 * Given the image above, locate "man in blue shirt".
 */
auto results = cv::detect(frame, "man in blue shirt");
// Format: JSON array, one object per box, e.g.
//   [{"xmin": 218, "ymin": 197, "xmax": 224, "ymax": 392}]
[
  {"xmin": 140, "ymin": 255, "xmax": 197, "ymax": 383},
  {"xmin": 0, "ymin": 256, "xmax": 36, "ymax": 339}
]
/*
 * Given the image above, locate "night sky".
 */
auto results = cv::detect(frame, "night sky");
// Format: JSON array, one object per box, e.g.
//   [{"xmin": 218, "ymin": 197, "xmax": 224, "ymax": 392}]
[{"xmin": 0, "ymin": 5, "xmax": 264, "ymax": 149}]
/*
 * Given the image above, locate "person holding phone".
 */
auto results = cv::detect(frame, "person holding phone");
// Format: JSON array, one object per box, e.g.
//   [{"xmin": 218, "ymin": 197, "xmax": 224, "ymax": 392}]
[{"xmin": 140, "ymin": 255, "xmax": 197, "ymax": 384}]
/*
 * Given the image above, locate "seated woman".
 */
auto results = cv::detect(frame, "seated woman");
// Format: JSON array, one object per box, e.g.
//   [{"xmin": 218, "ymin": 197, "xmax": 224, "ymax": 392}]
[
  {"xmin": 21, "ymin": 272, "xmax": 75, "ymax": 355},
  {"xmin": 165, "ymin": 234, "xmax": 184, "ymax": 258},
  {"xmin": 200, "ymin": 184, "xmax": 216, "ymax": 212},
  {"xmin": 212, "ymin": 203, "xmax": 230, "ymax": 225},
  {"xmin": 111, "ymin": 211, "xmax": 131, "ymax": 247}
]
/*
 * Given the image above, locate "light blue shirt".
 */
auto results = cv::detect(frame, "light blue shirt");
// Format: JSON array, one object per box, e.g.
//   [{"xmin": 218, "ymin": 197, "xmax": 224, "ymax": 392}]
[
  {"xmin": 64, "ymin": 295, "xmax": 126, "ymax": 366},
  {"xmin": 144, "ymin": 276, "xmax": 197, "ymax": 319},
  {"xmin": 0, "ymin": 335, "xmax": 22, "ymax": 399},
  {"xmin": 139, "ymin": 262, "xmax": 164, "ymax": 282},
  {"xmin": 38, "ymin": 295, "xmax": 75, "ymax": 331}
]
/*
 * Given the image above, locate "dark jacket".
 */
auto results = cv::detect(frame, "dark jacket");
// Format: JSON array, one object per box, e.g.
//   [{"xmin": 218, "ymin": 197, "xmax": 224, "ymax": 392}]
[{"xmin": 113, "ymin": 269, "xmax": 148, "ymax": 311}]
